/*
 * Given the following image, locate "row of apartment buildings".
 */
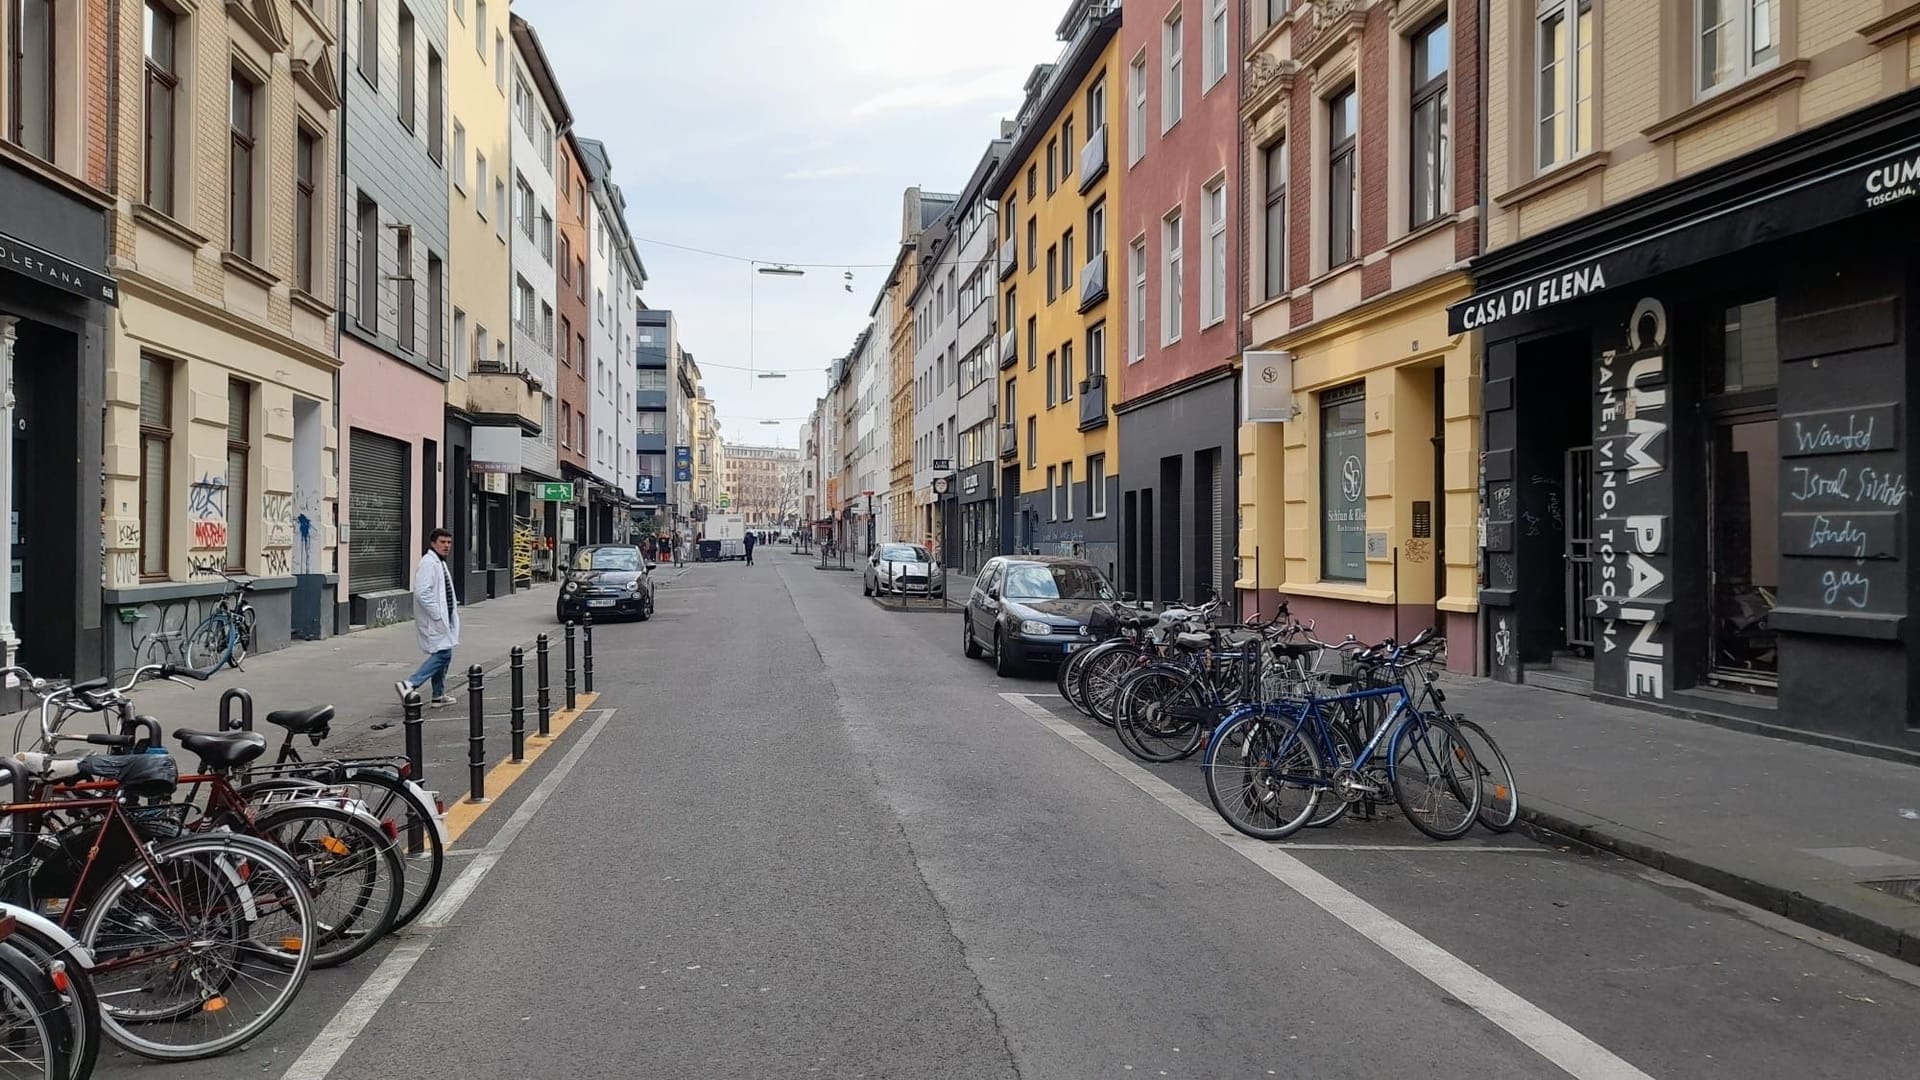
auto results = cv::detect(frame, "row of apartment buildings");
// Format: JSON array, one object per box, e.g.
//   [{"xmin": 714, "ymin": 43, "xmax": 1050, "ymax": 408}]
[
  {"xmin": 804, "ymin": 0, "xmax": 1920, "ymax": 752},
  {"xmin": 0, "ymin": 0, "xmax": 700, "ymax": 681}
]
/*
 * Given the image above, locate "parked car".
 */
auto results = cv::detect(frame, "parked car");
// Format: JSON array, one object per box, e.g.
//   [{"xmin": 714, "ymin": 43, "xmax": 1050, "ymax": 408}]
[
  {"xmin": 864, "ymin": 543, "xmax": 945, "ymax": 598},
  {"xmin": 557, "ymin": 544, "xmax": 656, "ymax": 622},
  {"xmin": 962, "ymin": 556, "xmax": 1117, "ymax": 676}
]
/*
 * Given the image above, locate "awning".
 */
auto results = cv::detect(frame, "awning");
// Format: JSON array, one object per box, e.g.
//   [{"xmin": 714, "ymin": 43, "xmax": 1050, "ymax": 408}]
[
  {"xmin": 0, "ymin": 229, "xmax": 118, "ymax": 306},
  {"xmin": 1448, "ymin": 135, "xmax": 1920, "ymax": 335}
]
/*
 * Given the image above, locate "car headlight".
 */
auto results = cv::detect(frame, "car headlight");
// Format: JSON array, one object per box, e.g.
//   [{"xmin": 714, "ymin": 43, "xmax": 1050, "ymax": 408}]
[
  {"xmin": 563, "ymin": 581, "xmax": 579, "ymax": 595},
  {"xmin": 1019, "ymin": 619, "xmax": 1052, "ymax": 637},
  {"xmin": 627, "ymin": 579, "xmax": 642, "ymax": 592}
]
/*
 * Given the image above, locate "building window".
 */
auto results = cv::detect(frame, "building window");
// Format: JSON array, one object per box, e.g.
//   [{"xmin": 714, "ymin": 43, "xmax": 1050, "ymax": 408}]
[
  {"xmin": 474, "ymin": 152, "xmax": 488, "ymax": 215},
  {"xmin": 1046, "ymin": 352, "xmax": 1057, "ymax": 407},
  {"xmin": 428, "ymin": 254, "xmax": 444, "ymax": 365},
  {"xmin": 1026, "ymin": 316, "xmax": 1037, "ymax": 372},
  {"xmin": 1268, "ymin": 0, "xmax": 1292, "ymax": 27},
  {"xmin": 1026, "ymin": 416, "xmax": 1037, "ymax": 469},
  {"xmin": 1129, "ymin": 239, "xmax": 1147, "ymax": 361},
  {"xmin": 1046, "ymin": 137, "xmax": 1058, "ymax": 195},
  {"xmin": 1320, "ymin": 383, "xmax": 1367, "ymax": 582},
  {"xmin": 1537, "ymin": 0, "xmax": 1594, "ymax": 169},
  {"xmin": 1060, "ymin": 340, "xmax": 1074, "ymax": 403},
  {"xmin": 1263, "ymin": 141, "xmax": 1288, "ymax": 300},
  {"xmin": 143, "ymin": 2, "xmax": 180, "ymax": 213},
  {"xmin": 1203, "ymin": 0, "xmax": 1227, "ymax": 89},
  {"xmin": 495, "ymin": 32, "xmax": 506, "ymax": 92},
  {"xmin": 1698, "ymin": 0, "xmax": 1778, "ymax": 95},
  {"xmin": 1163, "ymin": 9, "xmax": 1184, "ymax": 131},
  {"xmin": 1201, "ymin": 179, "xmax": 1225, "ymax": 327},
  {"xmin": 515, "ymin": 174, "xmax": 535, "ymax": 239},
  {"xmin": 453, "ymin": 121, "xmax": 467, "ymax": 191},
  {"xmin": 452, "ymin": 308, "xmax": 468, "ymax": 375},
  {"xmin": 1026, "ymin": 217, "xmax": 1037, "ymax": 271},
  {"xmin": 539, "ymin": 210, "xmax": 554, "ymax": 262},
  {"xmin": 1327, "ymin": 86, "xmax": 1358, "ymax": 268},
  {"xmin": 394, "ymin": 226, "xmax": 414, "ymax": 350},
  {"xmin": 356, "ymin": 194, "xmax": 379, "ymax": 329},
  {"xmin": 139, "ymin": 355, "xmax": 172, "ymax": 579},
  {"xmin": 1410, "ymin": 18, "xmax": 1450, "ymax": 229},
  {"xmin": 1061, "ymin": 115, "xmax": 1074, "ymax": 181},
  {"xmin": 1127, "ymin": 54, "xmax": 1147, "ymax": 164},
  {"xmin": 473, "ymin": 0, "xmax": 486, "ymax": 54},
  {"xmin": 1026, "ymin": 163, "xmax": 1037, "ymax": 201},
  {"xmin": 1162, "ymin": 210, "xmax": 1183, "ymax": 344},
  {"xmin": 517, "ymin": 276, "xmax": 535, "ymax": 333},
  {"xmin": 294, "ymin": 127, "xmax": 318, "ymax": 293},
  {"xmin": 229, "ymin": 70, "xmax": 258, "ymax": 260},
  {"xmin": 1046, "ymin": 465, "xmax": 1058, "ymax": 520},
  {"xmin": 1088, "ymin": 453, "xmax": 1107, "ymax": 517},
  {"xmin": 494, "ymin": 177, "xmax": 507, "ymax": 237},
  {"xmin": 1087, "ymin": 321, "xmax": 1106, "ymax": 379},
  {"xmin": 1061, "ymin": 229, "xmax": 1074, "ymax": 298},
  {"xmin": 5, "ymin": 0, "xmax": 54, "ymax": 157},
  {"xmin": 358, "ymin": 0, "xmax": 378, "ymax": 87},
  {"xmin": 226, "ymin": 381, "xmax": 250, "ymax": 570},
  {"xmin": 1086, "ymin": 200, "xmax": 1106, "ymax": 258},
  {"xmin": 397, "ymin": 4, "xmax": 416, "ymax": 129},
  {"xmin": 541, "ymin": 301, "xmax": 553, "ymax": 350},
  {"xmin": 427, "ymin": 47, "xmax": 444, "ymax": 162}
]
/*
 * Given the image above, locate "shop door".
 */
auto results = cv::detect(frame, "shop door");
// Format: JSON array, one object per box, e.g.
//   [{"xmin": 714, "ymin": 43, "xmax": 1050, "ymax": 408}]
[
  {"xmin": 1709, "ymin": 418, "xmax": 1779, "ymax": 682},
  {"xmin": 1564, "ymin": 446, "xmax": 1594, "ymax": 651},
  {"xmin": 347, "ymin": 430, "xmax": 410, "ymax": 594}
]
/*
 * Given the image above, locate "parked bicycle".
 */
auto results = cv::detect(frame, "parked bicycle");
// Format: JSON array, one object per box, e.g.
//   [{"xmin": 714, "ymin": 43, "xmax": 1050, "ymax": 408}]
[{"xmin": 186, "ymin": 572, "xmax": 257, "ymax": 672}]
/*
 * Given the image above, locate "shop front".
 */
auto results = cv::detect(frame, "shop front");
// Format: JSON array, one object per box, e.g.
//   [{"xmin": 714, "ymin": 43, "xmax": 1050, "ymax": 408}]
[
  {"xmin": 958, "ymin": 462, "xmax": 996, "ymax": 574},
  {"xmin": 1459, "ymin": 95, "xmax": 1920, "ymax": 750},
  {"xmin": 1116, "ymin": 370, "xmax": 1238, "ymax": 614}
]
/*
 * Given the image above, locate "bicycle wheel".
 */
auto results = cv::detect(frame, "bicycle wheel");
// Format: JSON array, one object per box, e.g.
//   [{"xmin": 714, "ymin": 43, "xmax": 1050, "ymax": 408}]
[
  {"xmin": 1389, "ymin": 715, "xmax": 1482, "ymax": 841},
  {"xmin": 1203, "ymin": 709, "xmax": 1324, "ymax": 841},
  {"xmin": 1056, "ymin": 645, "xmax": 1092, "ymax": 713},
  {"xmin": 254, "ymin": 803, "xmax": 403, "ymax": 968},
  {"xmin": 1115, "ymin": 667, "xmax": 1211, "ymax": 763},
  {"xmin": 184, "ymin": 612, "xmax": 235, "ymax": 671},
  {"xmin": 326, "ymin": 773, "xmax": 446, "ymax": 931},
  {"xmin": 1303, "ymin": 717, "xmax": 1360, "ymax": 829},
  {"xmin": 0, "ymin": 915, "xmax": 99, "ymax": 1080},
  {"xmin": 232, "ymin": 606, "xmax": 256, "ymax": 666},
  {"xmin": 0, "ymin": 940, "xmax": 68, "ymax": 1080},
  {"xmin": 1453, "ymin": 719, "xmax": 1518, "ymax": 833},
  {"xmin": 1081, "ymin": 644, "xmax": 1147, "ymax": 727},
  {"xmin": 82, "ymin": 834, "xmax": 314, "ymax": 1062}
]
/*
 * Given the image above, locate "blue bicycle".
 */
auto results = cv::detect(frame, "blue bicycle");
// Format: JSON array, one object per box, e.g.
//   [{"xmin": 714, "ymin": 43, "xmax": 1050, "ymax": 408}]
[
  {"xmin": 186, "ymin": 571, "xmax": 257, "ymax": 671},
  {"xmin": 1201, "ymin": 628, "xmax": 1483, "ymax": 842}
]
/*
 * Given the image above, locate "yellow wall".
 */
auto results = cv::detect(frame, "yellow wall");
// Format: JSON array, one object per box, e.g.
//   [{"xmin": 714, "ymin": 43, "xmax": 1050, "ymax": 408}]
[
  {"xmin": 994, "ymin": 35, "xmax": 1122, "ymax": 508},
  {"xmin": 887, "ymin": 259, "xmax": 917, "ymax": 540},
  {"xmin": 446, "ymin": 0, "xmax": 511, "ymax": 398}
]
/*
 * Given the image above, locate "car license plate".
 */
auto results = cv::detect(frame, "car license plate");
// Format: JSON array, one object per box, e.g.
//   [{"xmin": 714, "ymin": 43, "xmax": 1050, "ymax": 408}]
[
  {"xmin": 1063, "ymin": 642, "xmax": 1085, "ymax": 653},
  {"xmin": 589, "ymin": 599, "xmax": 615, "ymax": 608}
]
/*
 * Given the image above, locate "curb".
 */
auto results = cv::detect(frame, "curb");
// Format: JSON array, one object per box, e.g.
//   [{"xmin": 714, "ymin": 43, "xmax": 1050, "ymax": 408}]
[{"xmin": 1518, "ymin": 805, "xmax": 1920, "ymax": 966}]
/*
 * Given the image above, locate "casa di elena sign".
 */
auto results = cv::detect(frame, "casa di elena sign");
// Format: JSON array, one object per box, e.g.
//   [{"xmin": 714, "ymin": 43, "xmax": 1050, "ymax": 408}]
[{"xmin": 1448, "ymin": 262, "xmax": 1610, "ymax": 333}]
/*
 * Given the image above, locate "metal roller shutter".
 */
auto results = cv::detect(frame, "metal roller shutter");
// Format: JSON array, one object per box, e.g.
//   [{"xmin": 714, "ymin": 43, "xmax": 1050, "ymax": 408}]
[{"xmin": 348, "ymin": 429, "xmax": 410, "ymax": 593}]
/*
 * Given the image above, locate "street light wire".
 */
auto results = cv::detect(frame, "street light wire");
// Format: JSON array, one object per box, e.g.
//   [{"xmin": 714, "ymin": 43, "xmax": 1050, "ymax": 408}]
[{"xmin": 632, "ymin": 234, "xmax": 894, "ymax": 269}]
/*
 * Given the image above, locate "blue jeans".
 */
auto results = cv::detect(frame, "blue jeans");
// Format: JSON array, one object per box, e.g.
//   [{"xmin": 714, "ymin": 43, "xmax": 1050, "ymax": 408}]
[{"xmin": 406, "ymin": 648, "xmax": 454, "ymax": 698}]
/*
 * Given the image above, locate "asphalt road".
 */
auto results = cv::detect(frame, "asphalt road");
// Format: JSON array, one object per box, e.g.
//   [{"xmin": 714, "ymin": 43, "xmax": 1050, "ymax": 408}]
[{"xmin": 94, "ymin": 550, "xmax": 1920, "ymax": 1079}]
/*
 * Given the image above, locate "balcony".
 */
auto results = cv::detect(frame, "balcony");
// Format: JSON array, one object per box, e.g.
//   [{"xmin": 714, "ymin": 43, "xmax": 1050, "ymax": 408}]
[
  {"xmin": 636, "ymin": 431, "xmax": 668, "ymax": 454},
  {"xmin": 999, "ymin": 328, "xmax": 1018, "ymax": 369},
  {"xmin": 467, "ymin": 369, "xmax": 544, "ymax": 434},
  {"xmin": 1077, "ymin": 125, "xmax": 1108, "ymax": 192},
  {"xmin": 1077, "ymin": 254, "xmax": 1108, "ymax": 312},
  {"xmin": 998, "ymin": 240, "xmax": 1018, "ymax": 281},
  {"xmin": 1077, "ymin": 373, "xmax": 1109, "ymax": 431},
  {"xmin": 637, "ymin": 389, "xmax": 668, "ymax": 410},
  {"xmin": 998, "ymin": 423, "xmax": 1018, "ymax": 459}
]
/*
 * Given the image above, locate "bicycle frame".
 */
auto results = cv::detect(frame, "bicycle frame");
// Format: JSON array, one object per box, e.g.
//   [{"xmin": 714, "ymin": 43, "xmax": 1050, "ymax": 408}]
[{"xmin": 1218, "ymin": 679, "xmax": 1433, "ymax": 795}]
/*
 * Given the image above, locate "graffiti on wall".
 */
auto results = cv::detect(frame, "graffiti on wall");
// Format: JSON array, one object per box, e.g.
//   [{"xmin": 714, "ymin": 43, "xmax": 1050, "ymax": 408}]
[
  {"xmin": 369, "ymin": 595, "xmax": 401, "ymax": 627},
  {"xmin": 186, "ymin": 473, "xmax": 229, "ymax": 576},
  {"xmin": 123, "ymin": 593, "xmax": 218, "ymax": 668},
  {"xmin": 293, "ymin": 490, "xmax": 323, "ymax": 575}
]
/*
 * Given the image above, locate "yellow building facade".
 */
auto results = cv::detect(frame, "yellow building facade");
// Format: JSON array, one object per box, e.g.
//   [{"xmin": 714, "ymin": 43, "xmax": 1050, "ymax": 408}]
[{"xmin": 993, "ymin": 2, "xmax": 1122, "ymax": 574}]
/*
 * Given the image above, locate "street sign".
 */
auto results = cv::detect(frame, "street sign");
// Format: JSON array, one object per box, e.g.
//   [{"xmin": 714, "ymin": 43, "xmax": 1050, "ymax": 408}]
[
  {"xmin": 718, "ymin": 494, "xmax": 731, "ymax": 509},
  {"xmin": 673, "ymin": 445, "xmax": 693, "ymax": 482},
  {"xmin": 932, "ymin": 458, "xmax": 951, "ymax": 471},
  {"xmin": 538, "ymin": 482, "xmax": 574, "ymax": 502}
]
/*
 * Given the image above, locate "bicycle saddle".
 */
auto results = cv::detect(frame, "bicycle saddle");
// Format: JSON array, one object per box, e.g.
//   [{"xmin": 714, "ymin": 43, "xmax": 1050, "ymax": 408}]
[
  {"xmin": 266, "ymin": 705, "xmax": 335, "ymax": 736},
  {"xmin": 172, "ymin": 728, "xmax": 268, "ymax": 770},
  {"xmin": 1174, "ymin": 631, "xmax": 1213, "ymax": 649}
]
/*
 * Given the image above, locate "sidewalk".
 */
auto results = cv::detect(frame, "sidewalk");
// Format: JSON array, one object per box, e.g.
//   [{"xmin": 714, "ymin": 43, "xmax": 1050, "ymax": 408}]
[{"xmin": 1445, "ymin": 675, "xmax": 1920, "ymax": 962}]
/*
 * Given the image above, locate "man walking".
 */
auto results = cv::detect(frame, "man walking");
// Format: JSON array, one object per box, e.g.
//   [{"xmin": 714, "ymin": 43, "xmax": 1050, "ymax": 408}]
[
  {"xmin": 743, "ymin": 529, "xmax": 757, "ymax": 566},
  {"xmin": 396, "ymin": 528, "xmax": 460, "ymax": 707}
]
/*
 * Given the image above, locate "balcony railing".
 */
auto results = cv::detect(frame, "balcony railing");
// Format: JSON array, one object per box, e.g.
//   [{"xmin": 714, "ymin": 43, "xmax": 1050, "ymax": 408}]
[
  {"xmin": 999, "ymin": 328, "xmax": 1018, "ymax": 369},
  {"xmin": 1077, "ymin": 373, "xmax": 1109, "ymax": 431},
  {"xmin": 998, "ymin": 423, "xmax": 1018, "ymax": 459},
  {"xmin": 1078, "ymin": 125, "xmax": 1108, "ymax": 192},
  {"xmin": 468, "ymin": 370, "xmax": 544, "ymax": 434},
  {"xmin": 1078, "ymin": 254, "xmax": 1108, "ymax": 312},
  {"xmin": 998, "ymin": 240, "xmax": 1018, "ymax": 281}
]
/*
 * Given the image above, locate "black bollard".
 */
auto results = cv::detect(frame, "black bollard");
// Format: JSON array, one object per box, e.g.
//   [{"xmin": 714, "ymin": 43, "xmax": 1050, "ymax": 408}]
[
  {"xmin": 403, "ymin": 691, "xmax": 426, "ymax": 853},
  {"xmin": 536, "ymin": 633, "xmax": 552, "ymax": 737},
  {"xmin": 466, "ymin": 665, "xmax": 487, "ymax": 804},
  {"xmin": 582, "ymin": 610, "xmax": 595, "ymax": 694},
  {"xmin": 510, "ymin": 646, "xmax": 526, "ymax": 763},
  {"xmin": 564, "ymin": 620, "xmax": 578, "ymax": 711}
]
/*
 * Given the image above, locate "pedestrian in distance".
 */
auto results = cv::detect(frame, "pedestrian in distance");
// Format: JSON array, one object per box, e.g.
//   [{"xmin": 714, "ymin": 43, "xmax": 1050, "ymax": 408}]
[
  {"xmin": 395, "ymin": 527, "xmax": 460, "ymax": 708},
  {"xmin": 744, "ymin": 530, "xmax": 757, "ymax": 566}
]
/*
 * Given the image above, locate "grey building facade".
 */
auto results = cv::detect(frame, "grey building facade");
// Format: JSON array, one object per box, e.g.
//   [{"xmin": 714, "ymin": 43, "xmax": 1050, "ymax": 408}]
[
  {"xmin": 953, "ymin": 136, "xmax": 1009, "ymax": 574},
  {"xmin": 909, "ymin": 214, "xmax": 959, "ymax": 564}
]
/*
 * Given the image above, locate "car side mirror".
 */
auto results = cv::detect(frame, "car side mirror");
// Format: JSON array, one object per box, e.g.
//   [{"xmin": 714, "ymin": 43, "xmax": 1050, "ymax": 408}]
[
  {"xmin": 1120, "ymin": 591, "xmax": 1136, "ymax": 603},
  {"xmin": 646, "ymin": 562, "xmax": 658, "ymax": 572}
]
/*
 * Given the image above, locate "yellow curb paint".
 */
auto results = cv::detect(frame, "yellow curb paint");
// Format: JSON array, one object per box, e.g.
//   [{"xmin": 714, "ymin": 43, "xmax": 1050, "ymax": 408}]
[{"xmin": 442, "ymin": 692, "xmax": 602, "ymax": 844}]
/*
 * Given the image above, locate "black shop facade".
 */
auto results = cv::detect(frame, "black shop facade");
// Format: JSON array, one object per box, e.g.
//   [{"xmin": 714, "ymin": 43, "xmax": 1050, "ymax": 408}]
[{"xmin": 1453, "ymin": 93, "xmax": 1920, "ymax": 753}]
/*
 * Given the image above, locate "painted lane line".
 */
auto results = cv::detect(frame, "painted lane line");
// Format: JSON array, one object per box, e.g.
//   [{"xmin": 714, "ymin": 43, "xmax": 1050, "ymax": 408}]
[
  {"xmin": 278, "ymin": 707, "xmax": 617, "ymax": 1080},
  {"xmin": 1001, "ymin": 692, "xmax": 1656, "ymax": 1080},
  {"xmin": 1278, "ymin": 843, "xmax": 1559, "ymax": 853}
]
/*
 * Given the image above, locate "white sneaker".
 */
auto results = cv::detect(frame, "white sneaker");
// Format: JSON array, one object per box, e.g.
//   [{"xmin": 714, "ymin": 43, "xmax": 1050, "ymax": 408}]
[{"xmin": 429, "ymin": 695, "xmax": 457, "ymax": 708}]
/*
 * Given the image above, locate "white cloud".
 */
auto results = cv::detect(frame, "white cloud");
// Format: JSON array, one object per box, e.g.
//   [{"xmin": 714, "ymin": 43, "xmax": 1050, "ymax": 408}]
[
  {"xmin": 782, "ymin": 164, "xmax": 874, "ymax": 182},
  {"xmin": 848, "ymin": 67, "xmax": 1032, "ymax": 119}
]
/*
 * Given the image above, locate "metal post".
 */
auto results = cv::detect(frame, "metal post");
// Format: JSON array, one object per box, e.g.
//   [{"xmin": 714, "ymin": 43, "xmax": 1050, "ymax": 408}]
[
  {"xmin": 564, "ymin": 620, "xmax": 578, "ymax": 711},
  {"xmin": 466, "ymin": 665, "xmax": 487, "ymax": 804},
  {"xmin": 509, "ymin": 646, "xmax": 526, "ymax": 763},
  {"xmin": 536, "ymin": 632, "xmax": 552, "ymax": 737},
  {"xmin": 403, "ymin": 691, "xmax": 426, "ymax": 854},
  {"xmin": 218, "ymin": 687, "xmax": 254, "ymax": 732},
  {"xmin": 582, "ymin": 610, "xmax": 595, "ymax": 693}
]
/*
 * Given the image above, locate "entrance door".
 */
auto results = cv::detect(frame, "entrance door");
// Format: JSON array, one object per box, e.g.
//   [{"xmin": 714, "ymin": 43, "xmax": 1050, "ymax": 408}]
[
  {"xmin": 1709, "ymin": 418, "xmax": 1779, "ymax": 682},
  {"xmin": 1564, "ymin": 446, "xmax": 1594, "ymax": 652}
]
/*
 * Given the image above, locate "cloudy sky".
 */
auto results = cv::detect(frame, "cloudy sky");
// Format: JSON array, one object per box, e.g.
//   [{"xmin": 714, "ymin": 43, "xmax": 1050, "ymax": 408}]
[{"xmin": 523, "ymin": 0, "xmax": 1066, "ymax": 451}]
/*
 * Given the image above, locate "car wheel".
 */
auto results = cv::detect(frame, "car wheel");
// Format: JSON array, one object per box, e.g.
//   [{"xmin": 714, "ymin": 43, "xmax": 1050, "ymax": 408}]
[
  {"xmin": 637, "ymin": 593, "xmax": 653, "ymax": 622},
  {"xmin": 556, "ymin": 605, "xmax": 568, "ymax": 624},
  {"xmin": 962, "ymin": 616, "xmax": 983, "ymax": 659},
  {"xmin": 993, "ymin": 628, "xmax": 1016, "ymax": 678},
  {"xmin": 863, "ymin": 576, "xmax": 872, "ymax": 596}
]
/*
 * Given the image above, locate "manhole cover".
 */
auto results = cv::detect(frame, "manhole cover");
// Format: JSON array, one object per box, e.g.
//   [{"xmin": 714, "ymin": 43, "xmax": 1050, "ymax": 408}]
[{"xmin": 1861, "ymin": 877, "xmax": 1920, "ymax": 905}]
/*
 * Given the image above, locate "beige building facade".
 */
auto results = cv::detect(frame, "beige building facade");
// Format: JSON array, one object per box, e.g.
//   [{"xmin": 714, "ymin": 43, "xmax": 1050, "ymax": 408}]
[
  {"xmin": 102, "ymin": 0, "xmax": 343, "ymax": 667},
  {"xmin": 1462, "ymin": 0, "xmax": 1920, "ymax": 749}
]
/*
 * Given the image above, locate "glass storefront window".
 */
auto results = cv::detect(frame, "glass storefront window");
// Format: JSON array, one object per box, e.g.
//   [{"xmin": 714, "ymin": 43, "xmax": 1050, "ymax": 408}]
[
  {"xmin": 1710, "ymin": 418, "xmax": 1778, "ymax": 681},
  {"xmin": 1320, "ymin": 384, "xmax": 1367, "ymax": 581},
  {"xmin": 1707, "ymin": 298, "xmax": 1778, "ymax": 393}
]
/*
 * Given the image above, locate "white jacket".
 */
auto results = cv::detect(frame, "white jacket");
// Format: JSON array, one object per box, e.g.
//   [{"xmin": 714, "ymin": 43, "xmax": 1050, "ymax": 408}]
[{"xmin": 414, "ymin": 551, "xmax": 461, "ymax": 653}]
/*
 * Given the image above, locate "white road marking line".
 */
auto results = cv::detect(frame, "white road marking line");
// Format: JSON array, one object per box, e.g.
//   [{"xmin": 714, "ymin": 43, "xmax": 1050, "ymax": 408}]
[
  {"xmin": 1001, "ymin": 692, "xmax": 1656, "ymax": 1080},
  {"xmin": 1279, "ymin": 843, "xmax": 1558, "ymax": 853},
  {"xmin": 278, "ymin": 707, "xmax": 617, "ymax": 1080}
]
